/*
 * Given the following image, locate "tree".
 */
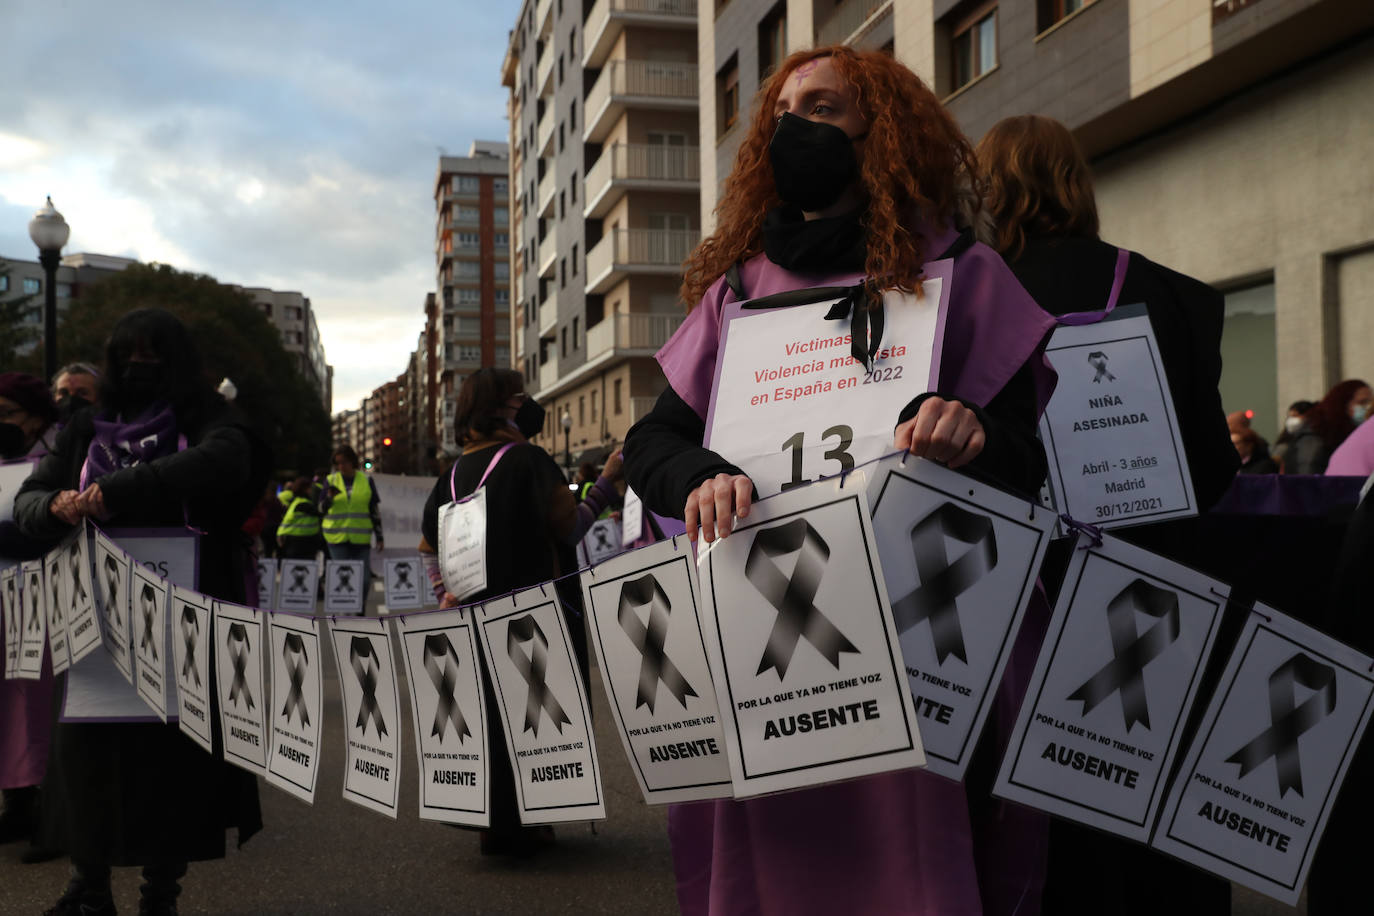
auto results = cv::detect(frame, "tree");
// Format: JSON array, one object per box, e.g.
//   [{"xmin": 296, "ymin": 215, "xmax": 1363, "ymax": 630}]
[
  {"xmin": 0, "ymin": 259, "xmax": 39, "ymax": 370},
  {"xmin": 55, "ymin": 263, "xmax": 332, "ymax": 474}
]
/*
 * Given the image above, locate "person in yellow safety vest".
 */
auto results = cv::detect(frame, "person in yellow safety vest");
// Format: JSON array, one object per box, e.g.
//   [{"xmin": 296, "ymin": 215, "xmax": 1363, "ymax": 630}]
[
  {"xmin": 319, "ymin": 445, "xmax": 383, "ymax": 596},
  {"xmin": 277, "ymin": 476, "xmax": 323, "ymax": 559}
]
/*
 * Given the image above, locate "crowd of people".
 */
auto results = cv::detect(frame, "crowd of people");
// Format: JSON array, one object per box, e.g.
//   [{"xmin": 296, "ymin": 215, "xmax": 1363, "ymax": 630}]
[{"xmin": 2, "ymin": 41, "xmax": 1372, "ymax": 916}]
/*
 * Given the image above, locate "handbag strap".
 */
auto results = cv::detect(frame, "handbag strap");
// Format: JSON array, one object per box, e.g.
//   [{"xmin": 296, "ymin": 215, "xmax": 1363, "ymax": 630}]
[{"xmin": 449, "ymin": 441, "xmax": 517, "ymax": 503}]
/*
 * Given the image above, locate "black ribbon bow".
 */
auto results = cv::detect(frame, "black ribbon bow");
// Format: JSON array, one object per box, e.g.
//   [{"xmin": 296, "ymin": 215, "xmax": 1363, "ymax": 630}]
[
  {"xmin": 69, "ymin": 544, "xmax": 88, "ymax": 605},
  {"xmin": 745, "ymin": 519, "xmax": 859, "ymax": 679},
  {"xmin": 507, "ymin": 614, "xmax": 572, "ymax": 736},
  {"xmin": 892, "ymin": 503, "xmax": 997, "ymax": 665},
  {"xmin": 27, "ymin": 575, "xmax": 42, "ymax": 632},
  {"xmin": 288, "ymin": 566, "xmax": 310, "ymax": 593},
  {"xmin": 394, "ymin": 563, "xmax": 412, "ymax": 588},
  {"xmin": 139, "ymin": 585, "xmax": 158, "ymax": 660},
  {"xmin": 1067, "ymin": 579, "xmax": 1180, "ymax": 731},
  {"xmin": 1225, "ymin": 652, "xmax": 1336, "ymax": 798},
  {"xmin": 49, "ymin": 572, "xmax": 63, "ymax": 627},
  {"xmin": 349, "ymin": 636, "xmax": 388, "ymax": 737},
  {"xmin": 336, "ymin": 566, "xmax": 354, "ymax": 593},
  {"xmin": 423, "ymin": 634, "xmax": 471, "ymax": 743},
  {"xmin": 281, "ymin": 633, "xmax": 311, "ymax": 727},
  {"xmin": 618, "ymin": 574, "xmax": 698, "ymax": 713},
  {"xmin": 179, "ymin": 604, "xmax": 201, "ymax": 688},
  {"xmin": 742, "ymin": 283, "xmax": 886, "ymax": 372},
  {"xmin": 1088, "ymin": 351, "xmax": 1116, "ymax": 383},
  {"xmin": 226, "ymin": 622, "xmax": 256, "ymax": 711}
]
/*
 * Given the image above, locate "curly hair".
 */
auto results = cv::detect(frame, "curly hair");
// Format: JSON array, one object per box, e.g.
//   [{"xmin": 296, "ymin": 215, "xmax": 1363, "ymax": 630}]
[
  {"xmin": 976, "ymin": 115, "xmax": 1100, "ymax": 260},
  {"xmin": 681, "ymin": 46, "xmax": 979, "ymax": 309}
]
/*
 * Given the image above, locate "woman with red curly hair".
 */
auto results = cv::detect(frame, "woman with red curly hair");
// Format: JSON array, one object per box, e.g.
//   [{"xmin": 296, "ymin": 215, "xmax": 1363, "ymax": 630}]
[{"xmin": 625, "ymin": 47, "xmax": 1057, "ymax": 915}]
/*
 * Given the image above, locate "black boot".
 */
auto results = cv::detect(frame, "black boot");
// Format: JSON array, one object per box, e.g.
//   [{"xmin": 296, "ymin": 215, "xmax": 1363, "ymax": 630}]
[
  {"xmin": 137, "ymin": 861, "xmax": 186, "ymax": 916},
  {"xmin": 44, "ymin": 863, "xmax": 117, "ymax": 916},
  {"xmin": 0, "ymin": 785, "xmax": 37, "ymax": 844}
]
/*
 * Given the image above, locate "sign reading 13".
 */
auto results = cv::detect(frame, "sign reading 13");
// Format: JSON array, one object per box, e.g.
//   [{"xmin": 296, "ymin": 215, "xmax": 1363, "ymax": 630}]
[{"xmin": 779, "ymin": 425, "xmax": 855, "ymax": 491}]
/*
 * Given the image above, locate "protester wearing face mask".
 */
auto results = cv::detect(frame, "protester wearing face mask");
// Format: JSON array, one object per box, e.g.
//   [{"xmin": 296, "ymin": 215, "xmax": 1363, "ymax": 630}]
[
  {"xmin": 51, "ymin": 363, "xmax": 100, "ymax": 425},
  {"xmin": 624, "ymin": 46, "xmax": 1055, "ymax": 916},
  {"xmin": 1271, "ymin": 400, "xmax": 1315, "ymax": 471},
  {"xmin": 1326, "ymin": 386, "xmax": 1374, "ymax": 477},
  {"xmin": 418, "ymin": 367, "xmax": 616, "ymax": 856},
  {"xmin": 1286, "ymin": 379, "xmax": 1370, "ymax": 475}
]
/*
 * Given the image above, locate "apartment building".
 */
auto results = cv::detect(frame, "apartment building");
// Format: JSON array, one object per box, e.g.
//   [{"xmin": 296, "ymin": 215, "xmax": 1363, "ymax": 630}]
[
  {"xmin": 434, "ymin": 142, "xmax": 513, "ymax": 456},
  {"xmin": 502, "ymin": 0, "xmax": 702, "ymax": 471},
  {"xmin": 699, "ymin": 0, "xmax": 1374, "ymax": 439},
  {"xmin": 238, "ymin": 286, "xmax": 333, "ymax": 410},
  {"xmin": 0, "ymin": 252, "xmax": 134, "ymax": 346}
]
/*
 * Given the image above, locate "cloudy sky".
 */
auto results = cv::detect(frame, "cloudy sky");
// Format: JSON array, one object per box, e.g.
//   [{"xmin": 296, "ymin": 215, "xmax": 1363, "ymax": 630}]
[{"xmin": 0, "ymin": 0, "xmax": 514, "ymax": 412}]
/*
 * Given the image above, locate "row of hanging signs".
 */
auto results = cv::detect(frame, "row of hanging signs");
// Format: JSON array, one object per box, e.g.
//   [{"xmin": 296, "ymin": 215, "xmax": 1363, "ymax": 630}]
[{"xmin": 2, "ymin": 454, "xmax": 1369, "ymax": 904}]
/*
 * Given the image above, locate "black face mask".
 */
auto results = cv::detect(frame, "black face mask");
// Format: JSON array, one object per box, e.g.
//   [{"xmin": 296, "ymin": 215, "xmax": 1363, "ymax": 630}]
[
  {"xmin": 513, "ymin": 397, "xmax": 546, "ymax": 439},
  {"xmin": 56, "ymin": 395, "xmax": 92, "ymax": 424},
  {"xmin": 0, "ymin": 423, "xmax": 26, "ymax": 460},
  {"xmin": 121, "ymin": 362, "xmax": 162, "ymax": 404},
  {"xmin": 769, "ymin": 112, "xmax": 864, "ymax": 213}
]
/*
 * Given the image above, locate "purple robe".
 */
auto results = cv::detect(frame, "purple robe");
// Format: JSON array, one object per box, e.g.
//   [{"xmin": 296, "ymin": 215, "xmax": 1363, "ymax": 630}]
[{"xmin": 654, "ymin": 225, "xmax": 1059, "ymax": 916}]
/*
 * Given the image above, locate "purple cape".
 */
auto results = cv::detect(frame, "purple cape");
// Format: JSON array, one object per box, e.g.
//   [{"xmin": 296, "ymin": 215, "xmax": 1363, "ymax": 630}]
[{"xmin": 654, "ymin": 226, "xmax": 1059, "ymax": 916}]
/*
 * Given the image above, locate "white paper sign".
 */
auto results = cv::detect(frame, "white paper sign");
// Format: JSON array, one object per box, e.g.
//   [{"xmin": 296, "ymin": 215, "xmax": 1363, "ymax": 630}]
[
  {"xmin": 329, "ymin": 616, "xmax": 402, "ymax": 818},
  {"xmin": 383, "ymin": 557, "xmax": 423, "ymax": 611},
  {"xmin": 1039, "ymin": 307, "xmax": 1196, "ymax": 528},
  {"xmin": 61, "ymin": 525, "xmax": 102, "ymax": 664},
  {"xmin": 2, "ymin": 567, "xmax": 19, "ymax": 679},
  {"xmin": 18, "ymin": 560, "xmax": 46, "ymax": 679},
  {"xmin": 583, "ymin": 518, "xmax": 623, "ymax": 565},
  {"xmin": 256, "ymin": 557, "xmax": 278, "ymax": 610},
  {"xmin": 621, "ymin": 488, "xmax": 644, "ymax": 544},
  {"xmin": 867, "ymin": 455, "xmax": 1055, "ymax": 781},
  {"xmin": 477, "ymin": 587, "xmax": 605, "ymax": 823},
  {"xmin": 438, "ymin": 490, "xmax": 488, "ymax": 601},
  {"xmin": 171, "ymin": 586, "xmax": 214, "ymax": 753},
  {"xmin": 397, "ymin": 610, "xmax": 490, "ymax": 826},
  {"xmin": 215, "ymin": 601, "xmax": 269, "ymax": 774},
  {"xmin": 44, "ymin": 549, "xmax": 70, "ymax": 674},
  {"xmin": 1152, "ymin": 607, "xmax": 1374, "ymax": 905},
  {"xmin": 325, "ymin": 560, "xmax": 366, "ymax": 615},
  {"xmin": 267, "ymin": 613, "xmax": 325, "ymax": 805},
  {"xmin": 93, "ymin": 532, "xmax": 134, "ymax": 684},
  {"xmin": 704, "ymin": 273, "xmax": 949, "ymax": 500},
  {"xmin": 0, "ymin": 459, "xmax": 36, "ymax": 523},
  {"xmin": 581, "ymin": 536, "xmax": 731, "ymax": 804},
  {"xmin": 130, "ymin": 563, "xmax": 170, "ymax": 721},
  {"xmin": 697, "ymin": 475, "xmax": 925, "ymax": 797},
  {"xmin": 277, "ymin": 559, "xmax": 319, "ymax": 612},
  {"xmin": 994, "ymin": 533, "xmax": 1228, "ymax": 842}
]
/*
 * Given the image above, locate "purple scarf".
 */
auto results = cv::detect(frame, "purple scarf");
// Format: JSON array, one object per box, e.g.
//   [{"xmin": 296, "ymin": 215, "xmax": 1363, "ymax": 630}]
[{"xmin": 80, "ymin": 403, "xmax": 180, "ymax": 490}]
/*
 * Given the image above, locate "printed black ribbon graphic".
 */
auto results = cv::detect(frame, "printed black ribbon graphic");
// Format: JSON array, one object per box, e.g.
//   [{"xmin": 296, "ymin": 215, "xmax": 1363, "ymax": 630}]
[
  {"xmin": 226, "ymin": 622, "xmax": 255, "ymax": 711},
  {"xmin": 892, "ymin": 504, "xmax": 997, "ymax": 665},
  {"xmin": 1225, "ymin": 653, "xmax": 1336, "ymax": 798},
  {"xmin": 281, "ymin": 633, "xmax": 310, "ymax": 727},
  {"xmin": 618, "ymin": 574, "xmax": 698, "ymax": 712},
  {"xmin": 49, "ymin": 572, "xmax": 62, "ymax": 627},
  {"xmin": 593, "ymin": 526, "xmax": 613, "ymax": 552},
  {"xmin": 1067, "ymin": 579, "xmax": 1180, "ymax": 731},
  {"xmin": 349, "ymin": 636, "xmax": 388, "ymax": 737},
  {"xmin": 288, "ymin": 566, "xmax": 310, "ymax": 593},
  {"xmin": 104, "ymin": 557, "xmax": 122, "ymax": 627},
  {"xmin": 139, "ymin": 584, "xmax": 158, "ymax": 660},
  {"xmin": 336, "ymin": 566, "xmax": 354, "ymax": 593},
  {"xmin": 746, "ymin": 519, "xmax": 859, "ymax": 678},
  {"xmin": 423, "ymin": 634, "xmax": 471, "ymax": 743},
  {"xmin": 507, "ymin": 614, "xmax": 571, "ymax": 736},
  {"xmin": 394, "ymin": 563, "xmax": 412, "ymax": 589},
  {"xmin": 68, "ymin": 544, "xmax": 88, "ymax": 607},
  {"xmin": 180, "ymin": 605, "xmax": 201, "ymax": 688},
  {"xmin": 1088, "ymin": 351, "xmax": 1116, "ymax": 383},
  {"xmin": 28, "ymin": 576, "xmax": 42, "ymax": 631}
]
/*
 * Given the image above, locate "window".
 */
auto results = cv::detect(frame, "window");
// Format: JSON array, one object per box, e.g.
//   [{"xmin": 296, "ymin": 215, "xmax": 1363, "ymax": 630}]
[
  {"xmin": 591, "ymin": 388, "xmax": 597, "ymax": 423},
  {"xmin": 494, "ymin": 177, "xmax": 508, "ymax": 194},
  {"xmin": 558, "ymin": 122, "xmax": 564, "ymax": 153},
  {"xmin": 457, "ymin": 232, "xmax": 481, "ymax": 247},
  {"xmin": 613, "ymin": 379, "xmax": 623, "ymax": 415},
  {"xmin": 494, "ymin": 262, "xmax": 510, "ymax": 279},
  {"xmin": 454, "ymin": 175, "xmax": 480, "ymax": 193},
  {"xmin": 559, "ymin": 190, "xmax": 565, "ymax": 220},
  {"xmin": 558, "ymin": 55, "xmax": 564, "ymax": 87},
  {"xmin": 570, "ymin": 100, "xmax": 577, "ymax": 131},
  {"xmin": 570, "ymin": 170, "xmax": 577, "ymax": 203},
  {"xmin": 459, "ymin": 345, "xmax": 482, "ymax": 362},
  {"xmin": 1038, "ymin": 0, "xmax": 1087, "ymax": 33},
  {"xmin": 285, "ymin": 305, "xmax": 303, "ymax": 321},
  {"xmin": 572, "ymin": 316, "xmax": 580, "ymax": 351},
  {"xmin": 457, "ymin": 316, "xmax": 481, "ymax": 335},
  {"xmin": 758, "ymin": 2, "xmax": 787, "ymax": 81},
  {"xmin": 571, "ymin": 243, "xmax": 579, "ymax": 277},
  {"xmin": 458, "ymin": 287, "xmax": 481, "ymax": 304},
  {"xmin": 561, "ymin": 327, "xmax": 568, "ymax": 358},
  {"xmin": 495, "ymin": 346, "xmax": 510, "ymax": 366},
  {"xmin": 952, "ymin": 8, "xmax": 998, "ymax": 91},
  {"xmin": 457, "ymin": 261, "xmax": 480, "ymax": 279},
  {"xmin": 560, "ymin": 258, "xmax": 566, "ymax": 289},
  {"xmin": 260, "ymin": 302, "xmax": 271, "ymax": 316},
  {"xmin": 495, "ymin": 288, "xmax": 510, "ymax": 305},
  {"xmin": 494, "ymin": 232, "xmax": 510, "ymax": 247},
  {"xmin": 456, "ymin": 205, "xmax": 480, "ymax": 222},
  {"xmin": 578, "ymin": 396, "xmax": 585, "ymax": 425},
  {"xmin": 494, "ymin": 207, "xmax": 509, "ymax": 223},
  {"xmin": 717, "ymin": 56, "xmax": 740, "ymax": 135},
  {"xmin": 23, "ymin": 277, "xmax": 40, "ymax": 295}
]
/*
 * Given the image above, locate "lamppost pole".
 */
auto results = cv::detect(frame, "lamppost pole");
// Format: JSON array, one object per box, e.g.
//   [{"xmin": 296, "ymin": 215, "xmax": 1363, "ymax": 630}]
[
  {"xmin": 28, "ymin": 197, "xmax": 70, "ymax": 385},
  {"xmin": 561, "ymin": 409, "xmax": 572, "ymax": 479}
]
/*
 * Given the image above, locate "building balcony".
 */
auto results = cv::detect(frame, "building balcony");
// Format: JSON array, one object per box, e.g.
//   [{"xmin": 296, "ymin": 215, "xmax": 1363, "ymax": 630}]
[
  {"xmin": 816, "ymin": 0, "xmax": 892, "ymax": 47},
  {"xmin": 536, "ymin": 42, "xmax": 554, "ymax": 98},
  {"xmin": 537, "ymin": 167, "xmax": 556, "ymax": 218},
  {"xmin": 585, "ymin": 227, "xmax": 699, "ymax": 294},
  {"xmin": 582, "ymin": 0, "xmax": 698, "ymax": 69},
  {"xmin": 585, "ymin": 311, "xmax": 686, "ymax": 362},
  {"xmin": 538, "ymin": 357, "xmax": 560, "ymax": 395},
  {"xmin": 538, "ymin": 228, "xmax": 559, "ymax": 278},
  {"xmin": 539, "ymin": 292, "xmax": 559, "ymax": 336},
  {"xmin": 536, "ymin": 0, "xmax": 553, "ymax": 38},
  {"xmin": 583, "ymin": 60, "xmax": 699, "ymax": 144},
  {"xmin": 537, "ymin": 109, "xmax": 555, "ymax": 157},
  {"xmin": 584, "ymin": 143, "xmax": 701, "ymax": 218}
]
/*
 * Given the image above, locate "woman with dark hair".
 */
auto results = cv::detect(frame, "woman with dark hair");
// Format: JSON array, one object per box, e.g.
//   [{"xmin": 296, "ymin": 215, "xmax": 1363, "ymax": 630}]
[
  {"xmin": 624, "ymin": 46, "xmax": 1057, "ymax": 916},
  {"xmin": 417, "ymin": 366, "xmax": 618, "ymax": 856},
  {"xmin": 1288, "ymin": 379, "xmax": 1372, "ymax": 474},
  {"xmin": 1272, "ymin": 399, "xmax": 1316, "ymax": 471},
  {"xmin": 14, "ymin": 307, "xmax": 270, "ymax": 916}
]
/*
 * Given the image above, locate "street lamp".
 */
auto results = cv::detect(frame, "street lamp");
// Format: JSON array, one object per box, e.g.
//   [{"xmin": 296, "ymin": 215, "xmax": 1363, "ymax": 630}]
[
  {"xmin": 27, "ymin": 197, "xmax": 70, "ymax": 384},
  {"xmin": 561, "ymin": 408, "xmax": 572, "ymax": 477}
]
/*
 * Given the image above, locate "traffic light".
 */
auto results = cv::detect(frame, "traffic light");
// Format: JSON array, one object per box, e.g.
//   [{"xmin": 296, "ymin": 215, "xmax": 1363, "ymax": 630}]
[
  {"xmin": 382, "ymin": 436, "xmax": 393, "ymax": 448},
  {"xmin": 363, "ymin": 458, "xmax": 374, "ymax": 470}
]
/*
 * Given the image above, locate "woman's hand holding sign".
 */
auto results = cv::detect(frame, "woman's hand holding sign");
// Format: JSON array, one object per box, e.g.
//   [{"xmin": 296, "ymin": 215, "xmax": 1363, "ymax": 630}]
[
  {"xmin": 685, "ymin": 473, "xmax": 754, "ymax": 544},
  {"xmin": 895, "ymin": 396, "xmax": 985, "ymax": 468}
]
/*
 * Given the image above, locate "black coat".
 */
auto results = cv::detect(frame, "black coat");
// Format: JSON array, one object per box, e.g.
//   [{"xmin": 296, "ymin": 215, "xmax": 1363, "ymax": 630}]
[{"xmin": 14, "ymin": 400, "xmax": 269, "ymax": 866}]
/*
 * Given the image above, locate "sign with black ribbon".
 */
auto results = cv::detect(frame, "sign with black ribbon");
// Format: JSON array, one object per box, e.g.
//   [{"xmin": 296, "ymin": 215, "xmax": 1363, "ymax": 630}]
[
  {"xmin": 328, "ymin": 616, "xmax": 402, "ymax": 818},
  {"xmin": 256, "ymin": 557, "xmax": 277, "ymax": 610},
  {"xmin": 383, "ymin": 556, "xmax": 422, "ymax": 611},
  {"xmin": 92, "ymin": 530, "xmax": 134, "ymax": 685},
  {"xmin": 267, "ymin": 613, "xmax": 325, "ymax": 805},
  {"xmin": 17, "ymin": 560, "xmax": 45, "ymax": 680},
  {"xmin": 130, "ymin": 562, "xmax": 171, "ymax": 721},
  {"xmin": 580, "ymin": 535, "xmax": 732, "ymax": 805},
  {"xmin": 583, "ymin": 518, "xmax": 624, "ymax": 566},
  {"xmin": 44, "ymin": 549, "xmax": 70, "ymax": 674},
  {"xmin": 1152, "ymin": 605, "xmax": 1374, "ymax": 905},
  {"xmin": 866, "ymin": 454, "xmax": 1055, "ymax": 781},
  {"xmin": 697, "ymin": 475, "xmax": 923, "ymax": 798},
  {"xmin": 325, "ymin": 560, "xmax": 365, "ymax": 615},
  {"xmin": 61, "ymin": 523, "xmax": 102, "ymax": 664},
  {"xmin": 477, "ymin": 587, "xmax": 605, "ymax": 824},
  {"xmin": 215, "ymin": 601, "xmax": 269, "ymax": 775},
  {"xmin": 993, "ymin": 533, "xmax": 1227, "ymax": 842},
  {"xmin": 2, "ymin": 567, "xmax": 19, "ymax": 679},
  {"xmin": 397, "ymin": 610, "xmax": 490, "ymax": 825},
  {"xmin": 171, "ymin": 586, "xmax": 213, "ymax": 753},
  {"xmin": 277, "ymin": 559, "xmax": 319, "ymax": 613}
]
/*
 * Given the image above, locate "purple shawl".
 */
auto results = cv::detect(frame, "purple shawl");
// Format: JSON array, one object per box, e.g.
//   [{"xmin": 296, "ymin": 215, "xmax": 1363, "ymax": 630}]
[{"xmin": 80, "ymin": 404, "xmax": 180, "ymax": 490}]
